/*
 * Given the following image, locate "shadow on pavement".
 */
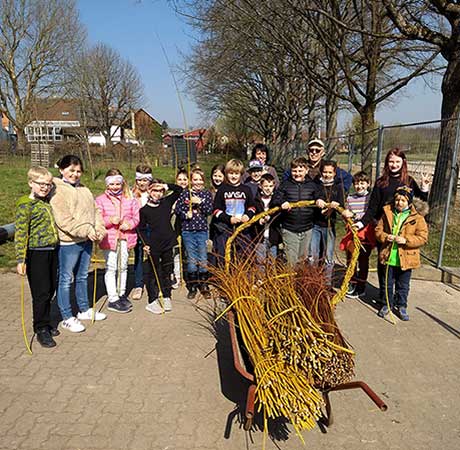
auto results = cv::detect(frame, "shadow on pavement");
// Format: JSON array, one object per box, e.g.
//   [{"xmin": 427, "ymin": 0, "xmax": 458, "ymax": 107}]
[
  {"xmin": 416, "ymin": 307, "xmax": 460, "ymax": 339},
  {"xmin": 214, "ymin": 317, "xmax": 290, "ymax": 443}
]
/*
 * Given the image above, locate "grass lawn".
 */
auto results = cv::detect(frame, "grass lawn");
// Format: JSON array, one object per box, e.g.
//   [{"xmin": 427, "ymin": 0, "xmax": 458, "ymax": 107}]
[
  {"xmin": 0, "ymin": 155, "xmax": 222, "ymax": 269},
  {"xmin": 1, "ymin": 155, "xmax": 458, "ymax": 270}
]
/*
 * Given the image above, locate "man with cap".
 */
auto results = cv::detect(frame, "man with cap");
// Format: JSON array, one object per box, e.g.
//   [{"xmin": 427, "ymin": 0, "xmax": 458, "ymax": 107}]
[{"xmin": 283, "ymin": 138, "xmax": 353, "ymax": 191}]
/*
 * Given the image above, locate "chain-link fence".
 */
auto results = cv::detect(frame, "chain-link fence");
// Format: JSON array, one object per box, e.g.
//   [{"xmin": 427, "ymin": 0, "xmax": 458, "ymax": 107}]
[
  {"xmin": 271, "ymin": 119, "xmax": 459, "ymax": 276},
  {"xmin": 328, "ymin": 119, "xmax": 459, "ymax": 278}
]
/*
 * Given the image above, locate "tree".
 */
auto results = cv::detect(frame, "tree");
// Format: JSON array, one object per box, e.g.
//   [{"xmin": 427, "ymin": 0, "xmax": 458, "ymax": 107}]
[
  {"xmin": 274, "ymin": 0, "xmax": 441, "ymax": 172},
  {"xmin": 178, "ymin": 0, "xmax": 328, "ymax": 163},
  {"xmin": 72, "ymin": 43, "xmax": 144, "ymax": 147},
  {"xmin": 0, "ymin": 0, "xmax": 85, "ymax": 151},
  {"xmin": 382, "ymin": 0, "xmax": 460, "ymax": 218}
]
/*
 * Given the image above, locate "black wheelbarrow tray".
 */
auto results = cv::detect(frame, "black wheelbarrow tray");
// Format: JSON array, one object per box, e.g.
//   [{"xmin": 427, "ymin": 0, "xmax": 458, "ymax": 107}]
[{"xmin": 226, "ymin": 310, "xmax": 388, "ymax": 431}]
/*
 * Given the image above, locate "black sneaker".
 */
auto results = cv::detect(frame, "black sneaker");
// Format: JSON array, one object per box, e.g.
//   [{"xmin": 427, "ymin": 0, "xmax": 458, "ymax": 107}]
[
  {"xmin": 107, "ymin": 299, "xmax": 131, "ymax": 314},
  {"xmin": 36, "ymin": 328, "xmax": 57, "ymax": 348},
  {"xmin": 119, "ymin": 295, "xmax": 133, "ymax": 310},
  {"xmin": 49, "ymin": 326, "xmax": 60, "ymax": 337},
  {"xmin": 346, "ymin": 283, "xmax": 357, "ymax": 298}
]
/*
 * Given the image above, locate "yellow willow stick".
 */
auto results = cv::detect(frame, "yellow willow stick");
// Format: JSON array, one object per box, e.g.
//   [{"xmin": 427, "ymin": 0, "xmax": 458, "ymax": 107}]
[
  {"xmin": 155, "ymin": 31, "xmax": 193, "ymax": 213},
  {"xmin": 138, "ymin": 233, "xmax": 165, "ymax": 309},
  {"xmin": 20, "ymin": 276, "xmax": 32, "ymax": 355}
]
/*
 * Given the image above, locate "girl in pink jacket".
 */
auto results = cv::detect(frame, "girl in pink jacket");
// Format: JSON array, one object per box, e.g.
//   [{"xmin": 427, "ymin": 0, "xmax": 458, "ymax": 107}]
[{"xmin": 95, "ymin": 168, "xmax": 140, "ymax": 314}]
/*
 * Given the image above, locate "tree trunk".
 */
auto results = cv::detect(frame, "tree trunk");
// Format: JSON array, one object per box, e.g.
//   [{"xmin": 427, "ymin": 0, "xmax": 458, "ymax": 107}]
[
  {"xmin": 429, "ymin": 57, "xmax": 460, "ymax": 223},
  {"xmin": 16, "ymin": 128, "xmax": 28, "ymax": 158},
  {"xmin": 360, "ymin": 104, "xmax": 377, "ymax": 176}
]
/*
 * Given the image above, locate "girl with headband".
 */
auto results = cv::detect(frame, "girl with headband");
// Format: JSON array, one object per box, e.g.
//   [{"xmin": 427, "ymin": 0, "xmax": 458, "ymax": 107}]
[
  {"xmin": 131, "ymin": 165, "xmax": 153, "ymax": 300},
  {"xmin": 95, "ymin": 168, "xmax": 140, "ymax": 314}
]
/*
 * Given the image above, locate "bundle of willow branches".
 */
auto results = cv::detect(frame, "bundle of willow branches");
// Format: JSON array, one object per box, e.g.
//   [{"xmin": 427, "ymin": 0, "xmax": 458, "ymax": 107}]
[{"xmin": 211, "ymin": 201, "xmax": 360, "ymax": 436}]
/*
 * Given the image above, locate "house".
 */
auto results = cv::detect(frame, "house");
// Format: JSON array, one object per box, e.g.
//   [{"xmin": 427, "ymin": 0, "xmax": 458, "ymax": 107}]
[
  {"xmin": 123, "ymin": 109, "xmax": 162, "ymax": 144},
  {"xmin": 25, "ymin": 99, "xmax": 82, "ymax": 143},
  {"xmin": 24, "ymin": 99, "xmax": 161, "ymax": 147}
]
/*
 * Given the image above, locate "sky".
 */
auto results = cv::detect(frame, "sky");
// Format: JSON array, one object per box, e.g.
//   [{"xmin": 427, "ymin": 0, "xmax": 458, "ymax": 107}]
[{"xmin": 77, "ymin": 0, "xmax": 443, "ymax": 132}]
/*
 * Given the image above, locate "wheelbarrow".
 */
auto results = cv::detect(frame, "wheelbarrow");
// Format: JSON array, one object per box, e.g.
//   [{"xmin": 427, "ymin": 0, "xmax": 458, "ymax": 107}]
[{"xmin": 226, "ymin": 310, "xmax": 388, "ymax": 431}]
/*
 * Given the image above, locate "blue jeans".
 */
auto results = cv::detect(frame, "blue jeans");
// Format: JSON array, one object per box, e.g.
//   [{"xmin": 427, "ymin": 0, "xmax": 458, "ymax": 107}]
[
  {"xmin": 134, "ymin": 239, "xmax": 144, "ymax": 289},
  {"xmin": 57, "ymin": 240, "xmax": 92, "ymax": 320},
  {"xmin": 310, "ymin": 224, "xmax": 336, "ymax": 282},
  {"xmin": 384, "ymin": 265, "xmax": 412, "ymax": 308},
  {"xmin": 255, "ymin": 239, "xmax": 277, "ymax": 264},
  {"xmin": 182, "ymin": 230, "xmax": 208, "ymax": 273}
]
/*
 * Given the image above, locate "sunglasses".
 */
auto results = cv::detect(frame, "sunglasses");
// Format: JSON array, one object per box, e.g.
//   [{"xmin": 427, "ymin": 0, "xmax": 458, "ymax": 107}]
[
  {"xmin": 32, "ymin": 181, "xmax": 53, "ymax": 189},
  {"xmin": 308, "ymin": 147, "xmax": 323, "ymax": 154}
]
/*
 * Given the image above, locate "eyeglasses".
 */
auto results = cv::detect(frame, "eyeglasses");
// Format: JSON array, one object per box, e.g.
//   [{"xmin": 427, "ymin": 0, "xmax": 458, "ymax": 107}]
[
  {"xmin": 308, "ymin": 147, "xmax": 323, "ymax": 154},
  {"xmin": 150, "ymin": 188, "xmax": 164, "ymax": 193},
  {"xmin": 32, "ymin": 181, "xmax": 52, "ymax": 189}
]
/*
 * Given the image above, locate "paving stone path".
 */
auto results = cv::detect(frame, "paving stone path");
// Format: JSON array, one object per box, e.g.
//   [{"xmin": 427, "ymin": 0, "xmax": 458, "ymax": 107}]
[{"xmin": 0, "ymin": 270, "xmax": 459, "ymax": 450}]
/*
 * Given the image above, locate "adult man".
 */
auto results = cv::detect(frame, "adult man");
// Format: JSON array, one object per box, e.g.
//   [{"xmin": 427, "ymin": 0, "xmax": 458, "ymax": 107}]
[{"xmin": 283, "ymin": 138, "xmax": 353, "ymax": 191}]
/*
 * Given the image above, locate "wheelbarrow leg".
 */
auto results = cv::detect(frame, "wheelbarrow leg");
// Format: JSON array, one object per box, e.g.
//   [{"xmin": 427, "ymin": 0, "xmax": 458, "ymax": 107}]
[
  {"xmin": 244, "ymin": 384, "xmax": 256, "ymax": 430},
  {"xmin": 321, "ymin": 390, "xmax": 333, "ymax": 427}
]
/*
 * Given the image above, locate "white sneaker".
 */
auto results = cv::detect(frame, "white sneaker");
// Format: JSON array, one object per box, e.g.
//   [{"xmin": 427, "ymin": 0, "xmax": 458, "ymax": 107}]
[
  {"xmin": 145, "ymin": 300, "xmax": 164, "ymax": 315},
  {"xmin": 61, "ymin": 317, "xmax": 85, "ymax": 333},
  {"xmin": 131, "ymin": 287, "xmax": 143, "ymax": 300},
  {"xmin": 77, "ymin": 308, "xmax": 107, "ymax": 321},
  {"xmin": 163, "ymin": 297, "xmax": 172, "ymax": 312}
]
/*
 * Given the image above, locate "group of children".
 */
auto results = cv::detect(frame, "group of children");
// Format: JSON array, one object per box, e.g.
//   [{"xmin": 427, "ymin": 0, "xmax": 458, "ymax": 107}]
[{"xmin": 15, "ymin": 144, "xmax": 429, "ymax": 348}]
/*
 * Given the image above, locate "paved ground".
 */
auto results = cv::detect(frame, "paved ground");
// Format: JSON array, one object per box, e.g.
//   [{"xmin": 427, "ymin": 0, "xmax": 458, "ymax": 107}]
[{"xmin": 0, "ymin": 269, "xmax": 459, "ymax": 450}]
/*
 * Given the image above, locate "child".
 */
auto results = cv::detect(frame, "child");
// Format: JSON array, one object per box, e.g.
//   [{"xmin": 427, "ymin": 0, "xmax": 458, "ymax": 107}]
[
  {"xmin": 272, "ymin": 157, "xmax": 317, "ymax": 265},
  {"xmin": 244, "ymin": 159, "xmax": 264, "ymax": 198},
  {"xmin": 15, "ymin": 167, "xmax": 59, "ymax": 348},
  {"xmin": 210, "ymin": 164, "xmax": 225, "ymax": 198},
  {"xmin": 254, "ymin": 173, "xmax": 281, "ymax": 263},
  {"xmin": 172, "ymin": 169, "xmax": 189, "ymax": 289},
  {"xmin": 375, "ymin": 186, "xmax": 428, "ymax": 321},
  {"xmin": 213, "ymin": 159, "xmax": 256, "ymax": 265},
  {"xmin": 311, "ymin": 160, "xmax": 346, "ymax": 284},
  {"xmin": 340, "ymin": 171, "xmax": 376, "ymax": 298},
  {"xmin": 175, "ymin": 168, "xmax": 213, "ymax": 299},
  {"xmin": 96, "ymin": 169, "xmax": 140, "ymax": 314},
  {"xmin": 131, "ymin": 164, "xmax": 153, "ymax": 300},
  {"xmin": 139, "ymin": 179, "xmax": 182, "ymax": 314}
]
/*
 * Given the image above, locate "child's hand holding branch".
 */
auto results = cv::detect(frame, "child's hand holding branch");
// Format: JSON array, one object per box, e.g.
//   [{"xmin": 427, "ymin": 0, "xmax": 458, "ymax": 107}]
[{"xmin": 17, "ymin": 263, "xmax": 26, "ymax": 276}]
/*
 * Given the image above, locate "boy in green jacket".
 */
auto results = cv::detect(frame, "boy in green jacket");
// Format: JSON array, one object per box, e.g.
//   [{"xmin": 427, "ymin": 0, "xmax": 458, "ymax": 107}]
[{"xmin": 15, "ymin": 167, "xmax": 59, "ymax": 347}]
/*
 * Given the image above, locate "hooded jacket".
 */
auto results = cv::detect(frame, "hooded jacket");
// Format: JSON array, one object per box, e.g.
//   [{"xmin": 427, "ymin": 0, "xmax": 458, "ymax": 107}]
[
  {"xmin": 375, "ymin": 199, "xmax": 428, "ymax": 270},
  {"xmin": 95, "ymin": 192, "xmax": 140, "ymax": 251}
]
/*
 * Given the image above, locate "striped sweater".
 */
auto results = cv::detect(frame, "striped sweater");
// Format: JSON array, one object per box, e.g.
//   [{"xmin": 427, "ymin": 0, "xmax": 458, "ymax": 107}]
[{"xmin": 346, "ymin": 192, "xmax": 370, "ymax": 221}]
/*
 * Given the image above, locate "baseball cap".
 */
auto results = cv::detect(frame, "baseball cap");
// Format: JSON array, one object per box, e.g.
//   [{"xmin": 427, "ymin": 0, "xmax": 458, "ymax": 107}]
[
  {"xmin": 248, "ymin": 159, "xmax": 264, "ymax": 171},
  {"xmin": 307, "ymin": 138, "xmax": 325, "ymax": 148}
]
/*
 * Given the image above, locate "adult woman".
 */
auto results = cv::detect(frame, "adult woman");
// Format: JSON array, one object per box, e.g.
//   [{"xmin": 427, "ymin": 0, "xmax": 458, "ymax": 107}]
[
  {"xmin": 355, "ymin": 148, "xmax": 430, "ymax": 304},
  {"xmin": 50, "ymin": 155, "xmax": 107, "ymax": 332},
  {"xmin": 245, "ymin": 143, "xmax": 280, "ymax": 186}
]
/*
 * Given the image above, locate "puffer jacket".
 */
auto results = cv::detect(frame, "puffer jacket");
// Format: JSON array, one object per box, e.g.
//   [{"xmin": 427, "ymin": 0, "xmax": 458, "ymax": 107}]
[
  {"xmin": 271, "ymin": 176, "xmax": 318, "ymax": 232},
  {"xmin": 95, "ymin": 192, "xmax": 140, "ymax": 250},
  {"xmin": 375, "ymin": 200, "xmax": 428, "ymax": 270},
  {"xmin": 50, "ymin": 177, "xmax": 106, "ymax": 244}
]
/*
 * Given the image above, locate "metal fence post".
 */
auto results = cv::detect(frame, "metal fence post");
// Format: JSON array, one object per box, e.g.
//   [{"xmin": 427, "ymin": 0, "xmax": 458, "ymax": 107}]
[
  {"xmin": 436, "ymin": 115, "xmax": 460, "ymax": 268},
  {"xmin": 375, "ymin": 125, "xmax": 384, "ymax": 180},
  {"xmin": 348, "ymin": 139, "xmax": 354, "ymax": 172}
]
